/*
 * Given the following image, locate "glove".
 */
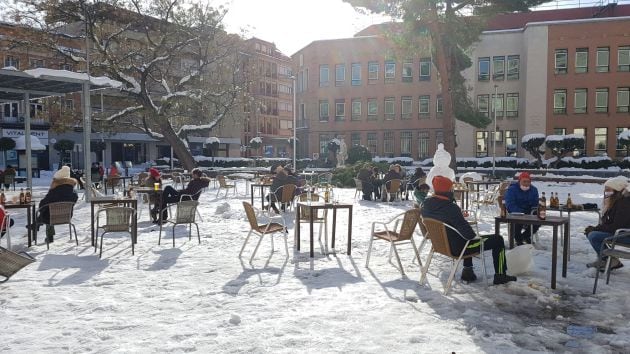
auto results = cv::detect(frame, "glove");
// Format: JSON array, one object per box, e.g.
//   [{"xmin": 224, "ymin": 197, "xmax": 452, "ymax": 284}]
[{"xmin": 584, "ymin": 225, "xmax": 594, "ymax": 235}]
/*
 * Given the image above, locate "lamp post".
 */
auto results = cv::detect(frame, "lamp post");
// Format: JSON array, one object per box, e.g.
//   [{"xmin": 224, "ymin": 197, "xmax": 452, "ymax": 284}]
[
  {"xmin": 492, "ymin": 84, "xmax": 498, "ymax": 179},
  {"xmin": 291, "ymin": 75, "xmax": 297, "ymax": 170}
]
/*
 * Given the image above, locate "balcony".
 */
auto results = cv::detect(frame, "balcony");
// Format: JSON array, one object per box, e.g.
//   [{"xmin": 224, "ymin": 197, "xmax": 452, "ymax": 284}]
[{"xmin": 1, "ymin": 116, "xmax": 51, "ymax": 129}]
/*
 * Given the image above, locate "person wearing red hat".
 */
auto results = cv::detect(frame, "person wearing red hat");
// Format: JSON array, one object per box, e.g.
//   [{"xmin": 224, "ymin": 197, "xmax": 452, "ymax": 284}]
[
  {"xmin": 421, "ymin": 175, "xmax": 517, "ymax": 285},
  {"xmin": 504, "ymin": 171, "xmax": 540, "ymax": 245}
]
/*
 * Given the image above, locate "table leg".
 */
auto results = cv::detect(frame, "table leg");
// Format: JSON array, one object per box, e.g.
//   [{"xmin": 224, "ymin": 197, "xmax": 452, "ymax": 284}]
[
  {"xmin": 27, "ymin": 205, "xmax": 32, "ymax": 247},
  {"xmin": 296, "ymin": 205, "xmax": 301, "ymax": 251},
  {"xmin": 551, "ymin": 226, "xmax": 558, "ymax": 289},
  {"xmin": 347, "ymin": 206, "xmax": 353, "ymax": 255},
  {"xmin": 250, "ymin": 185, "xmax": 254, "ymax": 205},
  {"xmin": 509, "ymin": 222, "xmax": 514, "ymax": 249},
  {"xmin": 309, "ymin": 208, "xmax": 314, "ymax": 258},
  {"xmin": 562, "ymin": 222, "xmax": 569, "ymax": 278},
  {"xmin": 133, "ymin": 201, "xmax": 138, "ymax": 244},
  {"xmin": 91, "ymin": 202, "xmax": 95, "ymax": 247},
  {"xmin": 567, "ymin": 210, "xmax": 571, "ymax": 262},
  {"xmin": 261, "ymin": 187, "xmax": 266, "ymax": 210},
  {"xmin": 331, "ymin": 207, "xmax": 337, "ymax": 252},
  {"xmin": 495, "ymin": 218, "xmax": 500, "ymax": 238}
]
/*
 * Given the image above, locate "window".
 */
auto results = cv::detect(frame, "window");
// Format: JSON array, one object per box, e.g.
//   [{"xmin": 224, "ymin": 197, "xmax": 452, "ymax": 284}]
[
  {"xmin": 335, "ymin": 64, "xmax": 345, "ymax": 86},
  {"xmin": 555, "ymin": 49, "xmax": 568, "ymax": 74},
  {"xmin": 64, "ymin": 99, "xmax": 74, "ymax": 111},
  {"xmin": 385, "ymin": 60, "xmax": 396, "ymax": 81},
  {"xmin": 61, "ymin": 63, "xmax": 73, "ymax": 71},
  {"xmin": 596, "ymin": 47, "xmax": 609, "ymax": 72},
  {"xmin": 616, "ymin": 128, "xmax": 629, "ymax": 155},
  {"xmin": 507, "ymin": 55, "xmax": 520, "ymax": 80},
  {"xmin": 436, "ymin": 130, "xmax": 444, "ymax": 146},
  {"xmin": 477, "ymin": 94, "xmax": 489, "ymax": 117},
  {"xmin": 619, "ymin": 46, "xmax": 630, "ymax": 72},
  {"xmin": 351, "ymin": 132, "xmax": 361, "ymax": 147},
  {"xmin": 554, "ymin": 89, "xmax": 567, "ymax": 114},
  {"xmin": 573, "ymin": 128, "xmax": 586, "ymax": 156},
  {"xmin": 384, "ymin": 131, "xmax": 394, "ymax": 156},
  {"xmin": 419, "ymin": 58, "xmax": 431, "ymax": 81},
  {"xmin": 319, "ymin": 134, "xmax": 330, "ymax": 154},
  {"xmin": 595, "ymin": 127, "xmax": 608, "ymax": 152},
  {"xmin": 618, "ymin": 87, "xmax": 630, "ymax": 112},
  {"xmin": 492, "ymin": 93, "xmax": 504, "ymax": 118},
  {"xmin": 436, "ymin": 96, "xmax": 443, "ymax": 114},
  {"xmin": 367, "ymin": 98, "xmax": 378, "ymax": 120},
  {"xmin": 554, "ymin": 128, "xmax": 567, "ymax": 135},
  {"xmin": 476, "ymin": 131, "xmax": 489, "ymax": 157},
  {"xmin": 493, "ymin": 56, "xmax": 505, "ymax": 80},
  {"xmin": 367, "ymin": 132, "xmax": 378, "ymax": 156},
  {"xmin": 319, "ymin": 100, "xmax": 329, "ymax": 121},
  {"xmin": 575, "ymin": 48, "xmax": 588, "ymax": 73},
  {"xmin": 418, "ymin": 131, "xmax": 430, "ymax": 159},
  {"xmin": 596, "ymin": 88, "xmax": 608, "ymax": 113},
  {"xmin": 319, "ymin": 65, "xmax": 329, "ymax": 87},
  {"xmin": 351, "ymin": 99, "xmax": 361, "ymax": 120},
  {"xmin": 351, "ymin": 63, "xmax": 361, "ymax": 86},
  {"xmin": 401, "ymin": 96, "xmax": 412, "ymax": 119},
  {"xmin": 478, "ymin": 57, "xmax": 490, "ymax": 81},
  {"xmin": 505, "ymin": 130, "xmax": 518, "ymax": 157},
  {"xmin": 384, "ymin": 97, "xmax": 395, "ymax": 120},
  {"xmin": 29, "ymin": 58, "xmax": 44, "ymax": 68},
  {"xmin": 400, "ymin": 131, "xmax": 412, "ymax": 156},
  {"xmin": 4, "ymin": 55, "xmax": 19, "ymax": 69},
  {"xmin": 402, "ymin": 60, "xmax": 413, "ymax": 82},
  {"xmin": 2, "ymin": 102, "xmax": 18, "ymax": 118},
  {"xmin": 368, "ymin": 61, "xmax": 379, "ymax": 81},
  {"xmin": 574, "ymin": 89, "xmax": 587, "ymax": 114},
  {"xmin": 419, "ymin": 95, "xmax": 430, "ymax": 117},
  {"xmin": 506, "ymin": 93, "xmax": 519, "ymax": 118},
  {"xmin": 335, "ymin": 100, "xmax": 345, "ymax": 121}
]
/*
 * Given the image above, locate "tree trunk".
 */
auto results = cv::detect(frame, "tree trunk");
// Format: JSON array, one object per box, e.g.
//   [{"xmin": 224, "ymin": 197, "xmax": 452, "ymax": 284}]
[
  {"xmin": 429, "ymin": 6, "xmax": 457, "ymax": 172},
  {"xmin": 161, "ymin": 125, "xmax": 196, "ymax": 171}
]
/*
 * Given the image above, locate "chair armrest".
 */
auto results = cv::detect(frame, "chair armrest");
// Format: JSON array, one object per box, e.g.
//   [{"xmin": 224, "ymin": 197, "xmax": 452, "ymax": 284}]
[
  {"xmin": 443, "ymin": 222, "xmax": 478, "ymax": 242},
  {"xmin": 604, "ymin": 230, "xmax": 630, "ymax": 248}
]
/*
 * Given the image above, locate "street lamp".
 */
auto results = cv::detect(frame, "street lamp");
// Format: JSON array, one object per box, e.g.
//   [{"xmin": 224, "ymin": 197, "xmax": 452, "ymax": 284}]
[
  {"xmin": 291, "ymin": 75, "xmax": 297, "ymax": 170},
  {"xmin": 492, "ymin": 84, "xmax": 498, "ymax": 179}
]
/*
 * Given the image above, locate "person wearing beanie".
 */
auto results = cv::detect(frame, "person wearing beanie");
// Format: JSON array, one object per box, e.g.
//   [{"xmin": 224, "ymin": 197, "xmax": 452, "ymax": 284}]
[
  {"xmin": 34, "ymin": 166, "xmax": 78, "ymax": 242},
  {"xmin": 421, "ymin": 175, "xmax": 517, "ymax": 285},
  {"xmin": 504, "ymin": 171, "xmax": 540, "ymax": 245},
  {"xmin": 145, "ymin": 168, "xmax": 163, "ymax": 222},
  {"xmin": 585, "ymin": 176, "xmax": 630, "ymax": 270}
]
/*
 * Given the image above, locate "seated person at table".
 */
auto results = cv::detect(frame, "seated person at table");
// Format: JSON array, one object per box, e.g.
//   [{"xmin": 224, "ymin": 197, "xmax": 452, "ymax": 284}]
[
  {"xmin": 406, "ymin": 167, "xmax": 427, "ymax": 200},
  {"xmin": 413, "ymin": 183, "xmax": 430, "ymax": 207},
  {"xmin": 156, "ymin": 168, "xmax": 209, "ymax": 222},
  {"xmin": 504, "ymin": 172, "xmax": 540, "ymax": 245},
  {"xmin": 0, "ymin": 203, "xmax": 14, "ymax": 238},
  {"xmin": 267, "ymin": 168, "xmax": 297, "ymax": 213},
  {"xmin": 145, "ymin": 168, "xmax": 163, "ymax": 222},
  {"xmin": 2, "ymin": 165, "xmax": 16, "ymax": 190},
  {"xmin": 357, "ymin": 164, "xmax": 379, "ymax": 201},
  {"xmin": 585, "ymin": 176, "xmax": 630, "ymax": 270},
  {"xmin": 381, "ymin": 165, "xmax": 402, "ymax": 202},
  {"xmin": 109, "ymin": 163, "xmax": 120, "ymax": 177},
  {"xmin": 90, "ymin": 162, "xmax": 102, "ymax": 188},
  {"xmin": 35, "ymin": 166, "xmax": 79, "ymax": 242},
  {"xmin": 421, "ymin": 175, "xmax": 517, "ymax": 285}
]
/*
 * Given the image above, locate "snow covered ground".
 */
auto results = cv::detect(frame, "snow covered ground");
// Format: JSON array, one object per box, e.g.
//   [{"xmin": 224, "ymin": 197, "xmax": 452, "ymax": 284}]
[{"xmin": 2, "ymin": 175, "xmax": 629, "ymax": 353}]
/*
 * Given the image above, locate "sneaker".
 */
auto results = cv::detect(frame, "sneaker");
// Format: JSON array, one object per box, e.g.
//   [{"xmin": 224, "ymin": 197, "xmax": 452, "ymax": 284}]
[
  {"xmin": 493, "ymin": 274, "xmax": 517, "ymax": 285},
  {"xmin": 587, "ymin": 259, "xmax": 606, "ymax": 269},
  {"xmin": 461, "ymin": 267, "xmax": 477, "ymax": 282},
  {"xmin": 602, "ymin": 258, "xmax": 624, "ymax": 272}
]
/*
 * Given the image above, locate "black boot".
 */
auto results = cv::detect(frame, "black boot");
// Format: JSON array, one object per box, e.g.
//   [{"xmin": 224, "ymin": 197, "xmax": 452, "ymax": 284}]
[
  {"xmin": 493, "ymin": 274, "xmax": 517, "ymax": 285},
  {"xmin": 461, "ymin": 266, "xmax": 477, "ymax": 282}
]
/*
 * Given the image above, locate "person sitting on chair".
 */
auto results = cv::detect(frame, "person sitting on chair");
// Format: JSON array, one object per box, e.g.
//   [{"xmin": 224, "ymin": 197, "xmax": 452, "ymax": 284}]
[
  {"xmin": 413, "ymin": 183, "xmax": 430, "ymax": 207},
  {"xmin": 156, "ymin": 168, "xmax": 209, "ymax": 222},
  {"xmin": 382, "ymin": 165, "xmax": 401, "ymax": 202},
  {"xmin": 585, "ymin": 176, "xmax": 630, "ymax": 270},
  {"xmin": 421, "ymin": 175, "xmax": 517, "ymax": 285},
  {"xmin": 357, "ymin": 164, "xmax": 378, "ymax": 201},
  {"xmin": 504, "ymin": 172, "xmax": 540, "ymax": 245},
  {"xmin": 35, "ymin": 166, "xmax": 78, "ymax": 242},
  {"xmin": 267, "ymin": 168, "xmax": 297, "ymax": 213},
  {"xmin": 3, "ymin": 165, "xmax": 16, "ymax": 190},
  {"xmin": 406, "ymin": 167, "xmax": 426, "ymax": 200},
  {"xmin": 146, "ymin": 168, "xmax": 163, "ymax": 223},
  {"xmin": 0, "ymin": 203, "xmax": 14, "ymax": 238}
]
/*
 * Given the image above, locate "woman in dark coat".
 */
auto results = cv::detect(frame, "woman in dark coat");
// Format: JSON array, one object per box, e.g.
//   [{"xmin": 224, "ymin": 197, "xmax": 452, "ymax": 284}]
[{"xmin": 37, "ymin": 166, "xmax": 79, "ymax": 242}]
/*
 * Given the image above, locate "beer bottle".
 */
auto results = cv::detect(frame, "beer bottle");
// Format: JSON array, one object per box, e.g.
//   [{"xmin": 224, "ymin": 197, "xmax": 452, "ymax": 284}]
[
  {"xmin": 25, "ymin": 188, "xmax": 32, "ymax": 203},
  {"xmin": 541, "ymin": 192, "xmax": 547, "ymax": 207},
  {"xmin": 499, "ymin": 196, "xmax": 507, "ymax": 218},
  {"xmin": 538, "ymin": 197, "xmax": 547, "ymax": 220},
  {"xmin": 551, "ymin": 192, "xmax": 557, "ymax": 208},
  {"xmin": 324, "ymin": 185, "xmax": 330, "ymax": 203},
  {"xmin": 554, "ymin": 192, "xmax": 560, "ymax": 208},
  {"xmin": 19, "ymin": 188, "xmax": 25, "ymax": 204},
  {"xmin": 566, "ymin": 193, "xmax": 573, "ymax": 209},
  {"xmin": 0, "ymin": 189, "xmax": 5, "ymax": 205}
]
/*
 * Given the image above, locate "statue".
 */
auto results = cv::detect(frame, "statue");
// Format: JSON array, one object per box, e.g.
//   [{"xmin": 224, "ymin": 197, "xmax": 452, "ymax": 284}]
[
  {"xmin": 336, "ymin": 139, "xmax": 348, "ymax": 168},
  {"xmin": 426, "ymin": 143, "xmax": 456, "ymax": 189}
]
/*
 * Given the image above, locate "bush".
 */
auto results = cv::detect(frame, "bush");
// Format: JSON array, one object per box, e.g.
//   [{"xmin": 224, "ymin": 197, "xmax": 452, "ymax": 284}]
[{"xmin": 347, "ymin": 145, "xmax": 372, "ymax": 164}]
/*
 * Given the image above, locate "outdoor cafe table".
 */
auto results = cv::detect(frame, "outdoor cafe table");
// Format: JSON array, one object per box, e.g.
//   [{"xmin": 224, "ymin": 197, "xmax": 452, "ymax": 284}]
[
  {"xmin": 103, "ymin": 175, "xmax": 134, "ymax": 195},
  {"xmin": 250, "ymin": 183, "xmax": 272, "ymax": 209},
  {"xmin": 90, "ymin": 196, "xmax": 138, "ymax": 247},
  {"xmin": 495, "ymin": 214, "xmax": 569, "ymax": 289},
  {"xmin": 295, "ymin": 202, "xmax": 353, "ymax": 258},
  {"xmin": 5, "ymin": 201, "xmax": 37, "ymax": 247}
]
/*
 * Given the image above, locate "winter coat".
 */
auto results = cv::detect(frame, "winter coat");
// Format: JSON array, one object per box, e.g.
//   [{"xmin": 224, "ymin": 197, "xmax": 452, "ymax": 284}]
[
  {"xmin": 594, "ymin": 196, "xmax": 630, "ymax": 233},
  {"xmin": 504, "ymin": 182, "xmax": 539, "ymax": 214},
  {"xmin": 421, "ymin": 194, "xmax": 477, "ymax": 255},
  {"xmin": 180, "ymin": 177, "xmax": 210, "ymax": 200},
  {"xmin": 39, "ymin": 177, "xmax": 78, "ymax": 224},
  {"xmin": 357, "ymin": 168, "xmax": 377, "ymax": 195}
]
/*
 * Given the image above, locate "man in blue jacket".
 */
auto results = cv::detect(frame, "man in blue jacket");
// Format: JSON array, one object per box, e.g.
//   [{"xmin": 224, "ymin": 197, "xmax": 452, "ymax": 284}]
[
  {"xmin": 421, "ymin": 175, "xmax": 516, "ymax": 285},
  {"xmin": 504, "ymin": 172, "xmax": 540, "ymax": 245}
]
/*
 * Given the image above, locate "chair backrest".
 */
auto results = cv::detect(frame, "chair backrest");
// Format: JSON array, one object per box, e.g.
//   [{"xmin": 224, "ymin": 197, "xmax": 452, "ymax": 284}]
[
  {"xmin": 4, "ymin": 174, "xmax": 15, "ymax": 184},
  {"xmin": 217, "ymin": 175, "xmax": 230, "ymax": 187},
  {"xmin": 421, "ymin": 217, "xmax": 457, "ymax": 258},
  {"xmin": 137, "ymin": 172, "xmax": 148, "ymax": 185},
  {"xmin": 45, "ymin": 202, "xmax": 76, "ymax": 226},
  {"xmin": 103, "ymin": 206, "xmax": 135, "ymax": 232},
  {"xmin": 175, "ymin": 200, "xmax": 199, "ymax": 224},
  {"xmin": 318, "ymin": 172, "xmax": 333, "ymax": 184},
  {"xmin": 280, "ymin": 184, "xmax": 297, "ymax": 203},
  {"xmin": 107, "ymin": 177, "xmax": 121, "ymax": 187},
  {"xmin": 0, "ymin": 246, "xmax": 35, "ymax": 283},
  {"xmin": 297, "ymin": 193, "xmax": 323, "ymax": 220},
  {"xmin": 498, "ymin": 181, "xmax": 511, "ymax": 199},
  {"xmin": 386, "ymin": 179, "xmax": 402, "ymax": 193},
  {"xmin": 353, "ymin": 178, "xmax": 362, "ymax": 191},
  {"xmin": 396, "ymin": 209, "xmax": 422, "ymax": 241},
  {"xmin": 242, "ymin": 202, "xmax": 259, "ymax": 229}
]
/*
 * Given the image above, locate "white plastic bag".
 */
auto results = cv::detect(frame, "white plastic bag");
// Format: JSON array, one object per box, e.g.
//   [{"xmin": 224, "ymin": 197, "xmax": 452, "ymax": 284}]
[{"xmin": 506, "ymin": 244, "xmax": 533, "ymax": 275}]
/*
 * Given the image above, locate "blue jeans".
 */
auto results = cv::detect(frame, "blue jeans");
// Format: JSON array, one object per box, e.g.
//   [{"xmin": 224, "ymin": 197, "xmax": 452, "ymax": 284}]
[{"xmin": 587, "ymin": 230, "xmax": 613, "ymax": 257}]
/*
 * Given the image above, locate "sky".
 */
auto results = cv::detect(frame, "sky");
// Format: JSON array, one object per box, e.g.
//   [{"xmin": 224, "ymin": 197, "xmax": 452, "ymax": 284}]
[{"xmin": 216, "ymin": 0, "xmax": 390, "ymax": 56}]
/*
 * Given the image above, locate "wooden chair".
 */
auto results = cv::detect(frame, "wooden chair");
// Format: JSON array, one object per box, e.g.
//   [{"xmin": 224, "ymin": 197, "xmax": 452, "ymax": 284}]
[
  {"xmin": 96, "ymin": 206, "xmax": 136, "ymax": 258},
  {"xmin": 420, "ymin": 217, "xmax": 488, "ymax": 295},
  {"xmin": 159, "ymin": 200, "xmax": 201, "ymax": 247},
  {"xmin": 106, "ymin": 176, "xmax": 122, "ymax": 193},
  {"xmin": 216, "ymin": 175, "xmax": 236, "ymax": 197},
  {"xmin": 593, "ymin": 228, "xmax": 630, "ymax": 294},
  {"xmin": 37, "ymin": 202, "xmax": 79, "ymax": 250},
  {"xmin": 382, "ymin": 179, "xmax": 402, "ymax": 202},
  {"xmin": 353, "ymin": 178, "xmax": 363, "ymax": 199},
  {"xmin": 296, "ymin": 192, "xmax": 328, "ymax": 251},
  {"xmin": 240, "ymin": 202, "xmax": 288, "ymax": 263},
  {"xmin": 366, "ymin": 209, "xmax": 423, "ymax": 276},
  {"xmin": 0, "ymin": 246, "xmax": 35, "ymax": 283},
  {"xmin": 136, "ymin": 172, "xmax": 148, "ymax": 186},
  {"xmin": 269, "ymin": 184, "xmax": 297, "ymax": 213}
]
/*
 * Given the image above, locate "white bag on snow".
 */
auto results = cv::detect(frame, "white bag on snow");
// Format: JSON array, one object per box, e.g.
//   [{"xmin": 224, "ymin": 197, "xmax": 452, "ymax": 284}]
[{"xmin": 506, "ymin": 244, "xmax": 533, "ymax": 275}]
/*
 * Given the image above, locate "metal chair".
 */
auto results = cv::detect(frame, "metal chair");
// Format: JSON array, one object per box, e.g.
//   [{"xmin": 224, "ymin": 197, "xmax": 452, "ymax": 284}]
[
  {"xmin": 0, "ymin": 246, "xmax": 35, "ymax": 283},
  {"xmin": 367, "ymin": 209, "xmax": 423, "ymax": 276},
  {"xmin": 240, "ymin": 202, "xmax": 288, "ymax": 263},
  {"xmin": 159, "ymin": 200, "xmax": 200, "ymax": 247},
  {"xmin": 382, "ymin": 179, "xmax": 402, "ymax": 202},
  {"xmin": 420, "ymin": 217, "xmax": 488, "ymax": 295},
  {"xmin": 353, "ymin": 178, "xmax": 363, "ymax": 199},
  {"xmin": 96, "ymin": 206, "xmax": 136, "ymax": 258},
  {"xmin": 296, "ymin": 192, "xmax": 328, "ymax": 251},
  {"xmin": 37, "ymin": 202, "xmax": 79, "ymax": 250},
  {"xmin": 593, "ymin": 228, "xmax": 630, "ymax": 294},
  {"xmin": 269, "ymin": 184, "xmax": 297, "ymax": 213},
  {"xmin": 216, "ymin": 175, "xmax": 236, "ymax": 197}
]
